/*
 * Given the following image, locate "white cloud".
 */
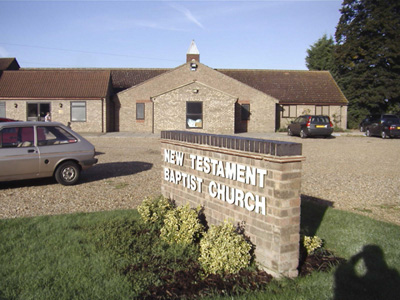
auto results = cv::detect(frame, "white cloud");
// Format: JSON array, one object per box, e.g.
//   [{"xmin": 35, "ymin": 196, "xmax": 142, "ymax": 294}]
[{"xmin": 169, "ymin": 3, "xmax": 205, "ymax": 29}]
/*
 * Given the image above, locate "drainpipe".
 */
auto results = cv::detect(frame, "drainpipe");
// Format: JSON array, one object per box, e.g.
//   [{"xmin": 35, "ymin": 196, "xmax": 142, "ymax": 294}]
[
  {"xmin": 151, "ymin": 97, "xmax": 155, "ymax": 134},
  {"xmin": 102, "ymin": 97, "xmax": 105, "ymax": 133}
]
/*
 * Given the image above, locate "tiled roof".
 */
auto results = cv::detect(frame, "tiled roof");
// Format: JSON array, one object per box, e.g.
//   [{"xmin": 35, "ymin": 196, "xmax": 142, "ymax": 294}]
[
  {"xmin": 110, "ymin": 69, "xmax": 170, "ymax": 90},
  {"xmin": 0, "ymin": 58, "xmax": 20, "ymax": 71},
  {"xmin": 111, "ymin": 68, "xmax": 347, "ymax": 105},
  {"xmin": 217, "ymin": 69, "xmax": 348, "ymax": 104},
  {"xmin": 0, "ymin": 70, "xmax": 110, "ymax": 98},
  {"xmin": 9, "ymin": 66, "xmax": 347, "ymax": 105}
]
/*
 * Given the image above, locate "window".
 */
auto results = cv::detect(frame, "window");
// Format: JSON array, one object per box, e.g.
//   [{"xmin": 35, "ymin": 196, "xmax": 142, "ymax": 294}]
[
  {"xmin": 315, "ymin": 105, "xmax": 330, "ymax": 115},
  {"xmin": 136, "ymin": 103, "xmax": 145, "ymax": 120},
  {"xmin": 282, "ymin": 105, "xmax": 297, "ymax": 118},
  {"xmin": 71, "ymin": 101, "xmax": 86, "ymax": 122},
  {"xmin": 186, "ymin": 102, "xmax": 203, "ymax": 128},
  {"xmin": 241, "ymin": 104, "xmax": 250, "ymax": 121},
  {"xmin": 0, "ymin": 102, "xmax": 5, "ymax": 118},
  {"xmin": 27, "ymin": 102, "xmax": 50, "ymax": 121},
  {"xmin": 37, "ymin": 126, "xmax": 77, "ymax": 146},
  {"xmin": 0, "ymin": 127, "xmax": 34, "ymax": 148}
]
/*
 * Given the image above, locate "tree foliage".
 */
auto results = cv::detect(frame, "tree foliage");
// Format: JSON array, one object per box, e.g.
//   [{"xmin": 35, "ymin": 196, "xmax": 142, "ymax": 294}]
[
  {"xmin": 334, "ymin": 0, "xmax": 400, "ymax": 128},
  {"xmin": 305, "ymin": 34, "xmax": 336, "ymax": 73}
]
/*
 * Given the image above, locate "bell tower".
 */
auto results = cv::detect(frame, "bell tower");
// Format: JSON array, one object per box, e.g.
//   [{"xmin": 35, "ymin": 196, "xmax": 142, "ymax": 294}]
[{"xmin": 186, "ymin": 40, "xmax": 200, "ymax": 62}]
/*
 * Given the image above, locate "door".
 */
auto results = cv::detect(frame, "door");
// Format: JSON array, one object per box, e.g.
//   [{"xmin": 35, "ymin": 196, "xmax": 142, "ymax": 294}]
[
  {"xmin": 290, "ymin": 117, "xmax": 304, "ymax": 135},
  {"xmin": 0, "ymin": 126, "xmax": 40, "ymax": 181},
  {"xmin": 27, "ymin": 103, "xmax": 51, "ymax": 121},
  {"xmin": 368, "ymin": 116, "xmax": 381, "ymax": 135},
  {"xmin": 275, "ymin": 104, "xmax": 281, "ymax": 131}
]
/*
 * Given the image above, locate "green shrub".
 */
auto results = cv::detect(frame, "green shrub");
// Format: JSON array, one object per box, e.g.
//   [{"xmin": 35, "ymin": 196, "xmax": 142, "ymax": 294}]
[
  {"xmin": 137, "ymin": 196, "xmax": 173, "ymax": 226},
  {"xmin": 303, "ymin": 235, "xmax": 323, "ymax": 255},
  {"xmin": 160, "ymin": 204, "xmax": 204, "ymax": 245},
  {"xmin": 199, "ymin": 221, "xmax": 252, "ymax": 275}
]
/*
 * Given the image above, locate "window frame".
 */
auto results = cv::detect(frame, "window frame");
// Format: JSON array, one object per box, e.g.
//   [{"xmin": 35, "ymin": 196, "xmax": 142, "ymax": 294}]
[
  {"xmin": 241, "ymin": 104, "xmax": 250, "ymax": 121},
  {"xmin": 71, "ymin": 101, "xmax": 87, "ymax": 122},
  {"xmin": 282, "ymin": 105, "xmax": 297, "ymax": 118},
  {"xmin": 186, "ymin": 101, "xmax": 203, "ymax": 129},
  {"xmin": 136, "ymin": 103, "xmax": 145, "ymax": 120},
  {"xmin": 37, "ymin": 126, "xmax": 77, "ymax": 146},
  {"xmin": 0, "ymin": 102, "xmax": 5, "ymax": 118},
  {"xmin": 0, "ymin": 126, "xmax": 34, "ymax": 148},
  {"xmin": 315, "ymin": 105, "xmax": 330, "ymax": 116}
]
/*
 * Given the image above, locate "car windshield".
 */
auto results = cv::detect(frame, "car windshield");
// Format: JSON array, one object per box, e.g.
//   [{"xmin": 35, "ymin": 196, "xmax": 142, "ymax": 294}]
[{"xmin": 311, "ymin": 116, "xmax": 330, "ymax": 123}]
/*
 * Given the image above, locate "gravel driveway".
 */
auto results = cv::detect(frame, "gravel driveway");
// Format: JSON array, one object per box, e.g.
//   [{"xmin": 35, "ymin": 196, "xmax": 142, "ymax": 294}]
[{"xmin": 1, "ymin": 132, "xmax": 399, "ymax": 226}]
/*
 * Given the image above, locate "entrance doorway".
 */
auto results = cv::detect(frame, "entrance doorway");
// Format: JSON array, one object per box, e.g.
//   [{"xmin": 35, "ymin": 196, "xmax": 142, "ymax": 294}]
[{"xmin": 27, "ymin": 103, "xmax": 50, "ymax": 121}]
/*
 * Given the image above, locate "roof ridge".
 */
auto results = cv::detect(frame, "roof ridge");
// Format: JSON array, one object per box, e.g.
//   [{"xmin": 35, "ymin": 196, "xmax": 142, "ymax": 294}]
[
  {"xmin": 21, "ymin": 67, "xmax": 171, "ymax": 71},
  {"xmin": 216, "ymin": 68, "xmax": 329, "ymax": 73}
]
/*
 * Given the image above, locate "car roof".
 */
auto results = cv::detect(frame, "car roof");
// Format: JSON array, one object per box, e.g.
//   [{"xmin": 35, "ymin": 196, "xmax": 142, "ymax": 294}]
[{"xmin": 0, "ymin": 121, "xmax": 65, "ymax": 127}]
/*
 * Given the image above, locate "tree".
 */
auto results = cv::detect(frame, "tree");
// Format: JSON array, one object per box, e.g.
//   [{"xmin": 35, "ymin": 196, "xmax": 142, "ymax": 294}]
[
  {"xmin": 305, "ymin": 34, "xmax": 336, "ymax": 73},
  {"xmin": 334, "ymin": 0, "xmax": 400, "ymax": 128}
]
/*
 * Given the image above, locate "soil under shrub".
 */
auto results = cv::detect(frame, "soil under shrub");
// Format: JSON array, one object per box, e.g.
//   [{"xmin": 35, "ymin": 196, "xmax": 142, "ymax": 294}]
[{"xmin": 125, "ymin": 249, "xmax": 345, "ymax": 299}]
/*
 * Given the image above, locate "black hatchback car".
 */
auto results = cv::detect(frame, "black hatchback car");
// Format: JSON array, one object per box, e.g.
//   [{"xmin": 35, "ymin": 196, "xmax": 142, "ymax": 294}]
[
  {"xmin": 287, "ymin": 115, "xmax": 333, "ymax": 138},
  {"xmin": 365, "ymin": 114, "xmax": 400, "ymax": 139}
]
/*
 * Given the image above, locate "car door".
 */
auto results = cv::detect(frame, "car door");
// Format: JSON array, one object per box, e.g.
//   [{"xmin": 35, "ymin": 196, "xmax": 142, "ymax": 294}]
[
  {"xmin": 291, "ymin": 117, "xmax": 303, "ymax": 135},
  {"xmin": 368, "ymin": 116, "xmax": 381, "ymax": 135},
  {"xmin": 0, "ymin": 126, "xmax": 40, "ymax": 181}
]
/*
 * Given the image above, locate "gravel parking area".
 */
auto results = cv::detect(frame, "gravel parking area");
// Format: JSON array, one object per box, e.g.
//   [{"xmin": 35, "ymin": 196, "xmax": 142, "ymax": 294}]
[{"xmin": 1, "ymin": 132, "xmax": 399, "ymax": 226}]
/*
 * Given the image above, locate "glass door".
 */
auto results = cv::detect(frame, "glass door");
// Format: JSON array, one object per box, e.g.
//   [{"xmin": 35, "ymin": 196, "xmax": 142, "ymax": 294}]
[{"xmin": 27, "ymin": 103, "xmax": 50, "ymax": 121}]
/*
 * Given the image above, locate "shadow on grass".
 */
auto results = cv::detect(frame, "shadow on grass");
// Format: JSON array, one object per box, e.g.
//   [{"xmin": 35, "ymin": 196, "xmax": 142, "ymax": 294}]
[
  {"xmin": 334, "ymin": 245, "xmax": 400, "ymax": 300},
  {"xmin": 301, "ymin": 195, "xmax": 400, "ymax": 299},
  {"xmin": 300, "ymin": 194, "xmax": 333, "ymax": 236}
]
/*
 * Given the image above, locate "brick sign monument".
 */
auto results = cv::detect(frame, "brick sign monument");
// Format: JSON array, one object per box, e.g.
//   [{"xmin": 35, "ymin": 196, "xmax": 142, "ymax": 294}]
[{"xmin": 160, "ymin": 131, "xmax": 304, "ymax": 277}]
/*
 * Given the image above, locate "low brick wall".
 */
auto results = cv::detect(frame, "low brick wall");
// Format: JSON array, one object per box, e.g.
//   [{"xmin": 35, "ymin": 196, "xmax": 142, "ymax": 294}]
[{"xmin": 160, "ymin": 131, "xmax": 304, "ymax": 277}]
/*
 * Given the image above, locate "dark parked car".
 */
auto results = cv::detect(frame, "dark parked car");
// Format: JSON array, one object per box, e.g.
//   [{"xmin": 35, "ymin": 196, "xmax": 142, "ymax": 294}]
[
  {"xmin": 365, "ymin": 115, "xmax": 400, "ymax": 139},
  {"xmin": 287, "ymin": 115, "xmax": 333, "ymax": 138},
  {"xmin": 359, "ymin": 116, "xmax": 372, "ymax": 132},
  {"xmin": 0, "ymin": 121, "xmax": 98, "ymax": 185}
]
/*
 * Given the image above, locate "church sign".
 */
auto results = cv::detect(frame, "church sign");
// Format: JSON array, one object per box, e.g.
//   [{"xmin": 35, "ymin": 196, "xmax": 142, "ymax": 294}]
[{"xmin": 161, "ymin": 131, "xmax": 304, "ymax": 277}]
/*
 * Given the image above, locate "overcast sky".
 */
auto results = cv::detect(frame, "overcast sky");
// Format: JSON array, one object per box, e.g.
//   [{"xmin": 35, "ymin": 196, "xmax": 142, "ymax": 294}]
[{"xmin": 0, "ymin": 0, "xmax": 342, "ymax": 70}]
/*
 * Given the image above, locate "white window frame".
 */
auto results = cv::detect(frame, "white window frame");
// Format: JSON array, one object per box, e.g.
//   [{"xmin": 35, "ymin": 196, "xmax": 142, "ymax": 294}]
[{"xmin": 71, "ymin": 101, "xmax": 86, "ymax": 122}]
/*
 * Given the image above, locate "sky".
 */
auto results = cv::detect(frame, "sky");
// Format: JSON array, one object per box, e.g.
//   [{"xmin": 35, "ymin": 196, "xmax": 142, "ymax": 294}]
[{"xmin": 0, "ymin": 0, "xmax": 343, "ymax": 70}]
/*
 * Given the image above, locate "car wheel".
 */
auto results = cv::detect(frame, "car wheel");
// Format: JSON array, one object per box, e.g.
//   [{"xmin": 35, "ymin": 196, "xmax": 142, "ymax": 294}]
[
  {"xmin": 381, "ymin": 131, "xmax": 388, "ymax": 139},
  {"xmin": 55, "ymin": 161, "xmax": 80, "ymax": 185},
  {"xmin": 366, "ymin": 129, "xmax": 371, "ymax": 137},
  {"xmin": 287, "ymin": 128, "xmax": 293, "ymax": 136},
  {"xmin": 300, "ymin": 129, "xmax": 307, "ymax": 139}
]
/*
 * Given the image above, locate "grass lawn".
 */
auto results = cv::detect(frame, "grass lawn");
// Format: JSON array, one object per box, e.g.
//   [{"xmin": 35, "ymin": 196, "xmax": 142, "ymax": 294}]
[{"xmin": 1, "ymin": 200, "xmax": 399, "ymax": 299}]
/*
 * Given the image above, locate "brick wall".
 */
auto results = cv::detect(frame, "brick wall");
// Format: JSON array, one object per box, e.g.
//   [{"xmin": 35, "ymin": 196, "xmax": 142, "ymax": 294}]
[
  {"xmin": 154, "ymin": 82, "xmax": 236, "ymax": 134},
  {"xmin": 160, "ymin": 131, "xmax": 304, "ymax": 277},
  {"xmin": 5, "ymin": 99, "xmax": 106, "ymax": 132}
]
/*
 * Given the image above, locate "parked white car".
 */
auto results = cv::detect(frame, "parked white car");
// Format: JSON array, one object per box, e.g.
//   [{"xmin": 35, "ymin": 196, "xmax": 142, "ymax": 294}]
[{"xmin": 0, "ymin": 121, "xmax": 97, "ymax": 185}]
